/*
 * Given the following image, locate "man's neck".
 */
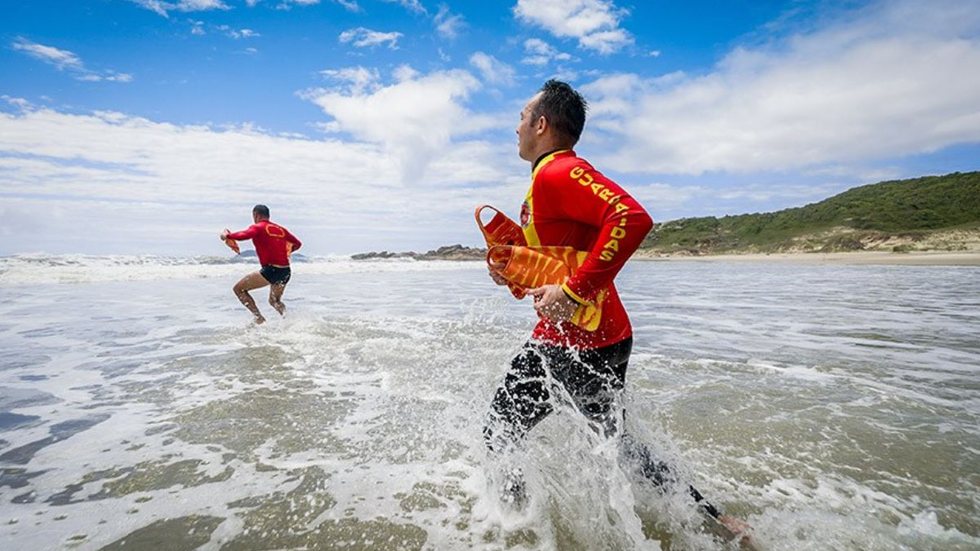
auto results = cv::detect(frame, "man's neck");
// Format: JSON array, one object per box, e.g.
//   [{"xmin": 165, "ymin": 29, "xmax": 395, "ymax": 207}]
[{"xmin": 531, "ymin": 148, "xmax": 570, "ymax": 172}]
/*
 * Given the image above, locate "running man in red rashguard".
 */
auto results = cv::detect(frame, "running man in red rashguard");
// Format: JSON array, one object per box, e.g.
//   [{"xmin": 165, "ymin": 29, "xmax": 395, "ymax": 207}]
[
  {"xmin": 482, "ymin": 80, "xmax": 751, "ymax": 540},
  {"xmin": 220, "ymin": 204, "xmax": 302, "ymax": 324}
]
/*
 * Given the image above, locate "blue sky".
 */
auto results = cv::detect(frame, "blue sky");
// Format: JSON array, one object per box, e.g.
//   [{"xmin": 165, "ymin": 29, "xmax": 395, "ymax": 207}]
[{"xmin": 2, "ymin": 0, "xmax": 979, "ymax": 256}]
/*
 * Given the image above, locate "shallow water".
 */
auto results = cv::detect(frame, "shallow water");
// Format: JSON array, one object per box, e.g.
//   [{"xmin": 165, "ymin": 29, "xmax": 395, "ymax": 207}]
[{"xmin": 0, "ymin": 256, "xmax": 977, "ymax": 550}]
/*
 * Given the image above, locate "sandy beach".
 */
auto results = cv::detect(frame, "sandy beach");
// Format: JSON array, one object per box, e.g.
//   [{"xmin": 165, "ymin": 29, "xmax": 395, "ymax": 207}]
[{"xmin": 636, "ymin": 250, "xmax": 980, "ymax": 266}]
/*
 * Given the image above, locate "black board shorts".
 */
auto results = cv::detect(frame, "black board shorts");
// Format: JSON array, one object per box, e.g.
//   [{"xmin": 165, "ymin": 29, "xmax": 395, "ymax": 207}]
[{"xmin": 260, "ymin": 265, "xmax": 291, "ymax": 285}]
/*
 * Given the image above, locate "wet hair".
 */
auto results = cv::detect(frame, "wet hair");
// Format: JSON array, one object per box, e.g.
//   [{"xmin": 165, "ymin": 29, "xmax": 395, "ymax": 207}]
[
  {"xmin": 253, "ymin": 204, "xmax": 270, "ymax": 219},
  {"xmin": 531, "ymin": 79, "xmax": 588, "ymax": 146}
]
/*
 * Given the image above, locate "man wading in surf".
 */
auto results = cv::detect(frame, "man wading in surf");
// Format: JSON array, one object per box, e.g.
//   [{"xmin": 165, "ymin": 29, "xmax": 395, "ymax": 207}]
[
  {"xmin": 482, "ymin": 80, "xmax": 751, "ymax": 539},
  {"xmin": 221, "ymin": 204, "xmax": 302, "ymax": 324}
]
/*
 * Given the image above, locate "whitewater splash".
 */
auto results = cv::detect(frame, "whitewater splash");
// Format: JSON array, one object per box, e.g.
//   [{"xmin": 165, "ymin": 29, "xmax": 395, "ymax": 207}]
[
  {"xmin": 0, "ymin": 253, "xmax": 477, "ymax": 286},
  {"xmin": 0, "ymin": 256, "xmax": 978, "ymax": 549}
]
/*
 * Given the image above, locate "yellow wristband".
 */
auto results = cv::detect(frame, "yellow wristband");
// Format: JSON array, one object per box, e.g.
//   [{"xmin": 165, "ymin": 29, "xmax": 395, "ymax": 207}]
[{"xmin": 560, "ymin": 282, "xmax": 591, "ymax": 306}]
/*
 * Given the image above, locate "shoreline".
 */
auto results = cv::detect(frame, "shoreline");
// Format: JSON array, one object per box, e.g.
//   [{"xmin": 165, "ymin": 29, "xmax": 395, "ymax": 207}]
[
  {"xmin": 345, "ymin": 247, "xmax": 980, "ymax": 266},
  {"xmin": 633, "ymin": 250, "xmax": 980, "ymax": 266}
]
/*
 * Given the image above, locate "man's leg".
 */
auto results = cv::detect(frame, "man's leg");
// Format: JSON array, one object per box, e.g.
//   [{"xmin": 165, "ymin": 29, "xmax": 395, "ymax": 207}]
[
  {"xmin": 233, "ymin": 272, "xmax": 270, "ymax": 323},
  {"xmin": 553, "ymin": 338, "xmax": 632, "ymax": 438},
  {"xmin": 564, "ymin": 341, "xmax": 744, "ymax": 534},
  {"xmin": 269, "ymin": 283, "xmax": 287, "ymax": 316},
  {"xmin": 483, "ymin": 344, "xmax": 557, "ymax": 507},
  {"xmin": 552, "ymin": 342, "xmax": 717, "ymax": 511},
  {"xmin": 483, "ymin": 344, "xmax": 555, "ymax": 453}
]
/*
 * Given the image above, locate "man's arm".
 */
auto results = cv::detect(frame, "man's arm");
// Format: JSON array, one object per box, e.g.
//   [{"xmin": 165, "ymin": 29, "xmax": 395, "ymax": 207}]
[
  {"xmin": 528, "ymin": 160, "xmax": 653, "ymax": 322},
  {"xmin": 554, "ymin": 162, "xmax": 654, "ymax": 305},
  {"xmin": 284, "ymin": 229, "xmax": 302, "ymax": 253},
  {"xmin": 226, "ymin": 225, "xmax": 258, "ymax": 241}
]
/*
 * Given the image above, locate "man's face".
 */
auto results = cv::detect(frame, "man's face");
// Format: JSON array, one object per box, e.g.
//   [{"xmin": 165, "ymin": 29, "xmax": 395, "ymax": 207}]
[{"xmin": 516, "ymin": 93, "xmax": 542, "ymax": 162}]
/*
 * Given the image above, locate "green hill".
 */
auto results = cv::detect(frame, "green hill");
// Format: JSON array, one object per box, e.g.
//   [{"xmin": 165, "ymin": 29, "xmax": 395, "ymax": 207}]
[{"xmin": 642, "ymin": 171, "xmax": 980, "ymax": 254}]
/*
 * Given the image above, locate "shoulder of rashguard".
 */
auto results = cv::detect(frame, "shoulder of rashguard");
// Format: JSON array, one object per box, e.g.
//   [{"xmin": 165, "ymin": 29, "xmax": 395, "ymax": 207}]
[{"xmin": 536, "ymin": 155, "xmax": 580, "ymax": 187}]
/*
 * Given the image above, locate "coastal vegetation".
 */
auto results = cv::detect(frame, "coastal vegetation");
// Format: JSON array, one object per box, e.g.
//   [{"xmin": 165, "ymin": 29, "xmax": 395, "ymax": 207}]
[
  {"xmin": 352, "ymin": 171, "xmax": 979, "ymax": 260},
  {"xmin": 641, "ymin": 171, "xmax": 980, "ymax": 255}
]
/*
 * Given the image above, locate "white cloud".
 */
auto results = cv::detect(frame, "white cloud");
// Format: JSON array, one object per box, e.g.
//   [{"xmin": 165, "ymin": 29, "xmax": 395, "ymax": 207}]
[
  {"xmin": 581, "ymin": 0, "xmax": 980, "ymax": 175},
  {"xmin": 469, "ymin": 53, "xmax": 515, "ymax": 86},
  {"xmin": 177, "ymin": 0, "xmax": 228, "ymax": 9},
  {"xmin": 578, "ymin": 29, "xmax": 630, "ymax": 54},
  {"xmin": 434, "ymin": 4, "xmax": 465, "ymax": 39},
  {"xmin": 13, "ymin": 38, "xmax": 83, "ymax": 70},
  {"xmin": 191, "ymin": 22, "xmax": 260, "ymax": 39},
  {"xmin": 384, "ymin": 0, "xmax": 426, "ymax": 14},
  {"xmin": 338, "ymin": 27, "xmax": 403, "ymax": 49},
  {"xmin": 302, "ymin": 66, "xmax": 498, "ymax": 182},
  {"xmin": 12, "ymin": 38, "xmax": 133, "ymax": 83},
  {"xmin": 129, "ymin": 0, "xmax": 171, "ymax": 16},
  {"xmin": 130, "ymin": 0, "xmax": 229, "ymax": 17},
  {"xmin": 622, "ymin": 178, "xmax": 861, "ymax": 221},
  {"xmin": 521, "ymin": 38, "xmax": 572, "ymax": 66},
  {"xmin": 217, "ymin": 25, "xmax": 260, "ymax": 39},
  {"xmin": 321, "ymin": 66, "xmax": 381, "ymax": 94},
  {"xmin": 0, "ymin": 104, "xmax": 519, "ymax": 255},
  {"xmin": 392, "ymin": 64, "xmax": 419, "ymax": 82},
  {"xmin": 101, "ymin": 71, "xmax": 135, "ymax": 83},
  {"xmin": 549, "ymin": 66, "xmax": 579, "ymax": 83},
  {"xmin": 514, "ymin": 0, "xmax": 633, "ymax": 54},
  {"xmin": 275, "ymin": 0, "xmax": 358, "ymax": 11},
  {"xmin": 2, "ymin": 96, "xmax": 32, "ymax": 109}
]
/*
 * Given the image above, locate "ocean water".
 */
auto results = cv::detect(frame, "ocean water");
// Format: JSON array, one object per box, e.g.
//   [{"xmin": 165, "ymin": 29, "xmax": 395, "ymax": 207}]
[{"xmin": 0, "ymin": 255, "xmax": 977, "ymax": 550}]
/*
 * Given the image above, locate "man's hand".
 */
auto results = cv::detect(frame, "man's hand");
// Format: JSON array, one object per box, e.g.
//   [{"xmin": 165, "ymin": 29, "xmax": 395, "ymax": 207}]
[
  {"xmin": 527, "ymin": 284, "xmax": 578, "ymax": 323},
  {"xmin": 488, "ymin": 261, "xmax": 508, "ymax": 286},
  {"xmin": 220, "ymin": 229, "xmax": 230, "ymax": 240}
]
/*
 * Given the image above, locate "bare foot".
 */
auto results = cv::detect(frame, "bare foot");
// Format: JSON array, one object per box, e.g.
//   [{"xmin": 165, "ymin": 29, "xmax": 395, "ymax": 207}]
[
  {"xmin": 254, "ymin": 315, "xmax": 266, "ymax": 325},
  {"xmin": 272, "ymin": 302, "xmax": 286, "ymax": 316},
  {"xmin": 718, "ymin": 514, "xmax": 753, "ymax": 544}
]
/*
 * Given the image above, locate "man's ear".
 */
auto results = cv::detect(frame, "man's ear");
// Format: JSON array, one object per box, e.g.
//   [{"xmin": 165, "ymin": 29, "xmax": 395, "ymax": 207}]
[{"xmin": 535, "ymin": 115, "xmax": 548, "ymax": 135}]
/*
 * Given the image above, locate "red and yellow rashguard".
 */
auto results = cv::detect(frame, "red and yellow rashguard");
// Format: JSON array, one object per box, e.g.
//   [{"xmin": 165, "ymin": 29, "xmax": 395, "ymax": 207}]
[
  {"xmin": 227, "ymin": 220, "xmax": 302, "ymax": 266},
  {"xmin": 522, "ymin": 150, "xmax": 654, "ymax": 349}
]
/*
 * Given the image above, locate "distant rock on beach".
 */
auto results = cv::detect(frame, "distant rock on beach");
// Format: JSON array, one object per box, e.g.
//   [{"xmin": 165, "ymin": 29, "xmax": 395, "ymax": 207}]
[{"xmin": 351, "ymin": 244, "xmax": 485, "ymax": 261}]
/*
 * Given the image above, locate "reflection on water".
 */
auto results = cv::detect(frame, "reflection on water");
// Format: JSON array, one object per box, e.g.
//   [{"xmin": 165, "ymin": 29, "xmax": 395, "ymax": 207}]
[{"xmin": 0, "ymin": 260, "xmax": 977, "ymax": 550}]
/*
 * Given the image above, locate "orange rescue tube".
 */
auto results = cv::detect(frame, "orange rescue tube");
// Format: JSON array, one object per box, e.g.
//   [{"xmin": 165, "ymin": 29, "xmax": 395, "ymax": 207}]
[
  {"xmin": 476, "ymin": 205, "xmax": 528, "ymax": 299},
  {"xmin": 223, "ymin": 230, "xmax": 240, "ymax": 254},
  {"xmin": 475, "ymin": 205, "xmax": 526, "ymax": 249},
  {"xmin": 488, "ymin": 245, "xmax": 578, "ymax": 290},
  {"xmin": 487, "ymin": 244, "xmax": 604, "ymax": 331},
  {"xmin": 475, "ymin": 204, "xmax": 606, "ymax": 331}
]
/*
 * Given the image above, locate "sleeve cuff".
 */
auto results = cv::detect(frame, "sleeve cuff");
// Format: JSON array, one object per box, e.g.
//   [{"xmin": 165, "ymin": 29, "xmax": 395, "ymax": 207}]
[{"xmin": 561, "ymin": 282, "xmax": 592, "ymax": 306}]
